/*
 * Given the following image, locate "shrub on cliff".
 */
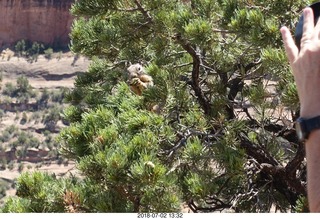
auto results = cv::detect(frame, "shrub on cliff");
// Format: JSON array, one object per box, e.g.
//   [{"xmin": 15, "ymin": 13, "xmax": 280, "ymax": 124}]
[
  {"xmin": 1, "ymin": 0, "xmax": 310, "ymax": 212},
  {"xmin": 13, "ymin": 40, "xmax": 45, "ymax": 62},
  {"xmin": 2, "ymin": 76, "xmax": 36, "ymax": 103},
  {"xmin": 14, "ymin": 40, "xmax": 26, "ymax": 57},
  {"xmin": 44, "ymin": 48, "xmax": 53, "ymax": 60}
]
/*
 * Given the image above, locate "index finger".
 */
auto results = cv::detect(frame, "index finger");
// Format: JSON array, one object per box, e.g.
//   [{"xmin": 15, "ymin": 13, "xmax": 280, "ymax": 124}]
[{"xmin": 280, "ymin": 26, "xmax": 298, "ymax": 64}]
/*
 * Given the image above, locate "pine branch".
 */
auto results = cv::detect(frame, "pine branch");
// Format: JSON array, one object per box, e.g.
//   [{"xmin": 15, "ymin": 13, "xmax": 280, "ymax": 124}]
[
  {"xmin": 115, "ymin": 7, "xmax": 140, "ymax": 12},
  {"xmin": 212, "ymin": 28, "xmax": 236, "ymax": 34},
  {"xmin": 239, "ymin": 131, "xmax": 306, "ymax": 206},
  {"xmin": 133, "ymin": 0, "xmax": 153, "ymax": 23},
  {"xmin": 163, "ymin": 129, "xmax": 219, "ymax": 157},
  {"xmin": 188, "ymin": 198, "xmax": 233, "ymax": 213},
  {"xmin": 225, "ymin": 60, "xmax": 262, "ymax": 119},
  {"xmin": 260, "ymin": 163, "xmax": 306, "ymax": 205},
  {"xmin": 239, "ymin": 132, "xmax": 279, "ymax": 166},
  {"xmin": 285, "ymin": 143, "xmax": 305, "ymax": 180},
  {"xmin": 226, "ymin": 77, "xmax": 244, "ymax": 119},
  {"xmin": 174, "ymin": 34, "xmax": 212, "ymax": 116},
  {"xmin": 201, "ymin": 61, "xmax": 235, "ymax": 119}
]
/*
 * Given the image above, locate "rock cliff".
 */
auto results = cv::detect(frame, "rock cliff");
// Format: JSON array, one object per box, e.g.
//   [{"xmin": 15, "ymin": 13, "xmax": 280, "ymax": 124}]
[{"xmin": 0, "ymin": 0, "xmax": 74, "ymax": 49}]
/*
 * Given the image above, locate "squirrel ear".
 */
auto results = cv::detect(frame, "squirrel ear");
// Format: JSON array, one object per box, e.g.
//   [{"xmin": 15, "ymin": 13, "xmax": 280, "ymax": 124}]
[{"xmin": 125, "ymin": 61, "xmax": 132, "ymax": 66}]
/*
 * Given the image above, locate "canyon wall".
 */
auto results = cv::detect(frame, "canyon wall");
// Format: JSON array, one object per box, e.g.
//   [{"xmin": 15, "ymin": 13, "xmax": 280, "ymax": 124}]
[{"xmin": 0, "ymin": 0, "xmax": 74, "ymax": 49}]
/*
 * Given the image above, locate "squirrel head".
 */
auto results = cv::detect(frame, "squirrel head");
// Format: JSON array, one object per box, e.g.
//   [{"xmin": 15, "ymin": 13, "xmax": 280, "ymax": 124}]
[{"xmin": 127, "ymin": 63, "xmax": 145, "ymax": 78}]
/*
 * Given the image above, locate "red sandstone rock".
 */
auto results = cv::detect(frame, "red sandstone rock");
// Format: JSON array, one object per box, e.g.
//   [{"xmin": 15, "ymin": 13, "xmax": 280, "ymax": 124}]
[{"xmin": 0, "ymin": 0, "xmax": 74, "ymax": 48}]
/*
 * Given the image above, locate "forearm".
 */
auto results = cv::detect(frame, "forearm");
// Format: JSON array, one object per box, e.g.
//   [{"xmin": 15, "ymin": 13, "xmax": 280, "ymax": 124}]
[
  {"xmin": 301, "ymin": 103, "xmax": 320, "ymax": 212},
  {"xmin": 306, "ymin": 129, "xmax": 320, "ymax": 212},
  {"xmin": 280, "ymin": 6, "xmax": 320, "ymax": 212}
]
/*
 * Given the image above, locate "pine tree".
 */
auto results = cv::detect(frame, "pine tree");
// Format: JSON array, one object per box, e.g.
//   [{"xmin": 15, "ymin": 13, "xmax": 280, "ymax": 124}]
[{"xmin": 2, "ymin": 0, "xmax": 313, "ymax": 212}]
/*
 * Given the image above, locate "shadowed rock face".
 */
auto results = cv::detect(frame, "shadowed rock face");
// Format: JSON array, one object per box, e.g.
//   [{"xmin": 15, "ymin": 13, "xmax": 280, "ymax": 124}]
[{"xmin": 0, "ymin": 0, "xmax": 74, "ymax": 49}]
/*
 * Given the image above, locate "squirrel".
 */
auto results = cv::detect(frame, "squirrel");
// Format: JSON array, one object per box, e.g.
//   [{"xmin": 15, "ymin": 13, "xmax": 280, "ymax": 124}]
[
  {"xmin": 126, "ymin": 63, "xmax": 160, "ymax": 113},
  {"xmin": 127, "ymin": 63, "xmax": 154, "ymax": 96}
]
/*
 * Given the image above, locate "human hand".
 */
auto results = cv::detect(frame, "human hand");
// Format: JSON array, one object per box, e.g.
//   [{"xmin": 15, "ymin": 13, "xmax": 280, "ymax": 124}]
[{"xmin": 281, "ymin": 7, "xmax": 320, "ymax": 118}]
